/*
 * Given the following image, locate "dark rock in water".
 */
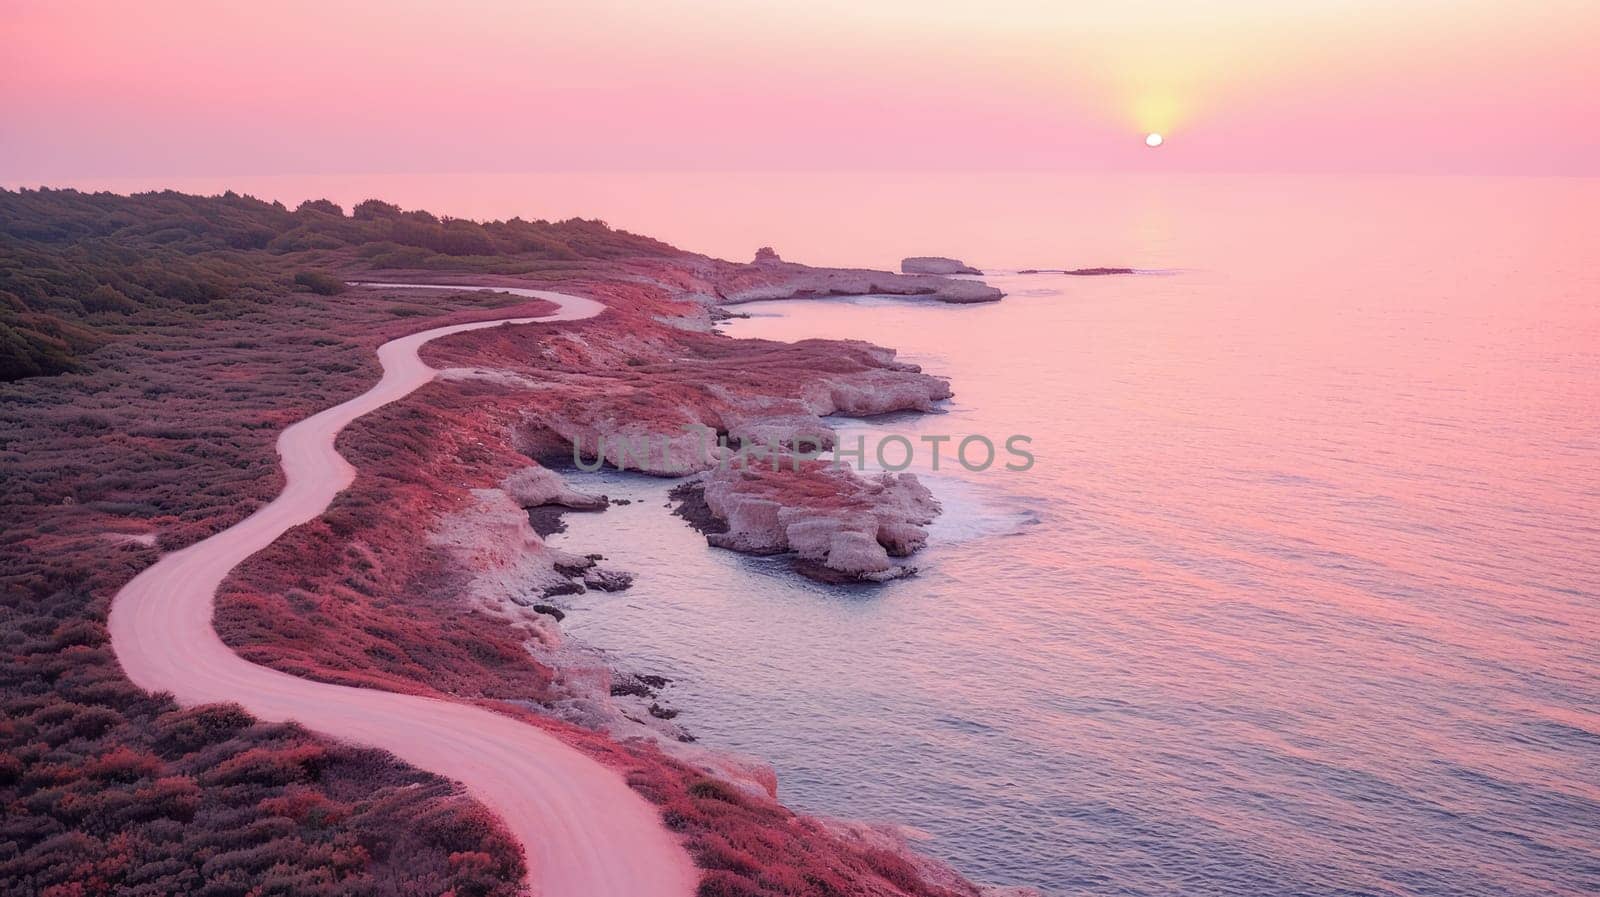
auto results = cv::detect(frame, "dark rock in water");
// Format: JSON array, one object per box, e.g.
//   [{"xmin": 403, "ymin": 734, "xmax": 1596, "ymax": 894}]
[
  {"xmin": 612, "ymin": 497, "xmax": 632, "ymax": 505},
  {"xmin": 901, "ymin": 256, "xmax": 982, "ymax": 276},
  {"xmin": 793, "ymin": 557, "xmax": 917, "ymax": 584},
  {"xmin": 583, "ymin": 567, "xmax": 635, "ymax": 592},
  {"xmin": 610, "ymin": 672, "xmax": 672, "ymax": 698},
  {"xmin": 540, "ymin": 581, "xmax": 583, "ymax": 598},
  {"xmin": 669, "ymin": 481, "xmax": 729, "ymax": 535},
  {"xmin": 531, "ymin": 604, "xmax": 566, "ymax": 621},
  {"xmin": 791, "ymin": 558, "xmax": 859, "ymax": 584},
  {"xmin": 648, "ymin": 702, "xmax": 680, "ymax": 720},
  {"xmin": 1018, "ymin": 267, "xmax": 1137, "ymax": 275},
  {"xmin": 526, "ymin": 505, "xmax": 569, "ymax": 538},
  {"xmin": 611, "ymin": 679, "xmax": 654, "ymax": 698},
  {"xmin": 553, "ymin": 558, "xmax": 594, "ymax": 577},
  {"xmin": 511, "ymin": 466, "xmax": 609, "ymax": 537}
]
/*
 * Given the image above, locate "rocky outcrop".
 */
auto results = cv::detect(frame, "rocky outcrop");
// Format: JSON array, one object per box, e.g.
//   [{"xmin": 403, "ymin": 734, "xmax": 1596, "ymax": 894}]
[
  {"xmin": 1017, "ymin": 267, "xmax": 1136, "ymax": 275},
  {"xmin": 485, "ymin": 333, "xmax": 951, "ymax": 478},
  {"xmin": 676, "ymin": 458, "xmax": 941, "ymax": 582},
  {"xmin": 901, "ymin": 256, "xmax": 981, "ymax": 275},
  {"xmin": 581, "ymin": 566, "xmax": 635, "ymax": 592},
  {"xmin": 705, "ymin": 252, "xmax": 1003, "ymax": 305},
  {"xmin": 503, "ymin": 465, "xmax": 608, "ymax": 510},
  {"xmin": 432, "ymin": 487, "xmax": 630, "ymax": 606},
  {"xmin": 1065, "ymin": 267, "xmax": 1136, "ymax": 276},
  {"xmin": 721, "ymin": 268, "xmax": 1001, "ymax": 305}
]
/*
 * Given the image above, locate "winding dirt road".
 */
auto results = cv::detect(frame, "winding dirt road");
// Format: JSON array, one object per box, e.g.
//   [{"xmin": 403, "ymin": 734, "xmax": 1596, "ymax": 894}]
[{"xmin": 108, "ymin": 284, "xmax": 697, "ymax": 897}]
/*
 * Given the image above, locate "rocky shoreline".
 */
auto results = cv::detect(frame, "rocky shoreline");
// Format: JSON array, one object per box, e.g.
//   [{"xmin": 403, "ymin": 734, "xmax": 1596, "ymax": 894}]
[
  {"xmin": 374, "ymin": 256, "xmax": 1032, "ymax": 891},
  {"xmin": 402, "ymin": 249, "xmax": 987, "ymax": 704},
  {"xmin": 238, "ymin": 257, "xmax": 1024, "ymax": 893},
  {"xmin": 5, "ymin": 187, "xmax": 1033, "ymax": 897}
]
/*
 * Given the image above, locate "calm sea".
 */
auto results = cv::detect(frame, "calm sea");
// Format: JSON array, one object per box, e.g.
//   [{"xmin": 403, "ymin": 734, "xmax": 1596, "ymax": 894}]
[{"xmin": 60, "ymin": 172, "xmax": 1600, "ymax": 895}]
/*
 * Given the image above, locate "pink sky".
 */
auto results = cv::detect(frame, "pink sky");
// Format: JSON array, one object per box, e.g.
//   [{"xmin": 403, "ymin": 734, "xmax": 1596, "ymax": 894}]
[{"xmin": 4, "ymin": 0, "xmax": 1597, "ymax": 178}]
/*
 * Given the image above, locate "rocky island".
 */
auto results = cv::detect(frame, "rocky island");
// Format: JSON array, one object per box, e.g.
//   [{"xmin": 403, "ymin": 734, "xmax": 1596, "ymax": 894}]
[
  {"xmin": 714, "ymin": 246, "xmax": 1003, "ymax": 304},
  {"xmin": 673, "ymin": 460, "xmax": 941, "ymax": 582},
  {"xmin": 1017, "ymin": 266, "xmax": 1138, "ymax": 275},
  {"xmin": 901, "ymin": 255, "xmax": 983, "ymax": 275}
]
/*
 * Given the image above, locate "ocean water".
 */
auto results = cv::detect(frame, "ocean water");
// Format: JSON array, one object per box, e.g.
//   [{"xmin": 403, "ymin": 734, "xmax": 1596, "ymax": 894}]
[
  {"xmin": 59, "ymin": 171, "xmax": 1600, "ymax": 894},
  {"xmin": 539, "ymin": 176, "xmax": 1600, "ymax": 896}
]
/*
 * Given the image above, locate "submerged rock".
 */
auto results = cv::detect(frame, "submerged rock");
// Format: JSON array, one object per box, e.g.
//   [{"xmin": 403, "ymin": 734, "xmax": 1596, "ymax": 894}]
[
  {"xmin": 582, "ymin": 567, "xmax": 635, "ymax": 592},
  {"xmin": 540, "ymin": 581, "xmax": 584, "ymax": 599},
  {"xmin": 1017, "ymin": 267, "xmax": 1137, "ymax": 276}
]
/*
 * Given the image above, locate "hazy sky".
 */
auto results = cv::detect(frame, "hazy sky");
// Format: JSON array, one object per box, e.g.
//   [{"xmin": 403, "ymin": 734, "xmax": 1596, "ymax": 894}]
[{"xmin": 4, "ymin": 0, "xmax": 1597, "ymax": 179}]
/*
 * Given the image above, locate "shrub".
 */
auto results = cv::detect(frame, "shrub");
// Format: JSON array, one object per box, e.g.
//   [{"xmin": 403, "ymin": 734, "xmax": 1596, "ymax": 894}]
[
  {"xmin": 152, "ymin": 704, "xmax": 255, "ymax": 756},
  {"xmin": 0, "ymin": 187, "xmax": 679, "ymax": 380},
  {"xmin": 295, "ymin": 199, "xmax": 344, "ymax": 217},
  {"xmin": 293, "ymin": 271, "xmax": 346, "ymax": 296},
  {"xmin": 687, "ymin": 778, "xmax": 744, "ymax": 804},
  {"xmin": 697, "ymin": 871, "xmax": 765, "ymax": 897},
  {"xmin": 83, "ymin": 284, "xmax": 138, "ymax": 314},
  {"xmin": 1, "ymin": 318, "xmax": 80, "ymax": 380},
  {"xmin": 352, "ymin": 199, "xmax": 402, "ymax": 220}
]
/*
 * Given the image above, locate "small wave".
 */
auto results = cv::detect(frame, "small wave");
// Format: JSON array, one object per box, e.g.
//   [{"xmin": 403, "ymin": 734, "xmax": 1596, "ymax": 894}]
[
  {"xmin": 935, "ymin": 715, "xmax": 999, "ymax": 735},
  {"xmin": 921, "ymin": 476, "xmax": 1043, "ymax": 544}
]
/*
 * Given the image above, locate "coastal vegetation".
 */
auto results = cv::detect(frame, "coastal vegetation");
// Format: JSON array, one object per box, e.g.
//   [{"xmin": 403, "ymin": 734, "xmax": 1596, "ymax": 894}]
[
  {"xmin": 0, "ymin": 189, "xmax": 666, "ymax": 894},
  {"xmin": 293, "ymin": 270, "xmax": 347, "ymax": 296},
  {"xmin": 0, "ymin": 588, "xmax": 524, "ymax": 896},
  {"xmin": 2, "ymin": 188, "xmax": 996, "ymax": 896},
  {"xmin": 0, "ymin": 187, "xmax": 674, "ymax": 381}
]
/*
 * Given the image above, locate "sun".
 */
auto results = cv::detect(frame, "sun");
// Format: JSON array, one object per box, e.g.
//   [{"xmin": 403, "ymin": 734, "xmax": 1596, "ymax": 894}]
[{"xmin": 1145, "ymin": 132, "xmax": 1164, "ymax": 148}]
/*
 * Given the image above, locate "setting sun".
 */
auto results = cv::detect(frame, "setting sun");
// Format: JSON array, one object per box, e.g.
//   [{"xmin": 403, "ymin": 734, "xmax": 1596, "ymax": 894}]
[{"xmin": 1145, "ymin": 132, "xmax": 1164, "ymax": 147}]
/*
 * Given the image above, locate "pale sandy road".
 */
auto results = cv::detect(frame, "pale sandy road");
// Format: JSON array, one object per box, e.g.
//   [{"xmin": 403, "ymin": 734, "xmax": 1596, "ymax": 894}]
[{"xmin": 108, "ymin": 284, "xmax": 697, "ymax": 897}]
